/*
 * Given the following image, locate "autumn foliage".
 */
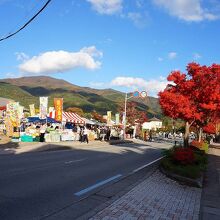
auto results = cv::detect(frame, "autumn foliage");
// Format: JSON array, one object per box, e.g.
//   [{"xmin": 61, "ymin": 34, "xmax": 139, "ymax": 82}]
[
  {"xmin": 65, "ymin": 107, "xmax": 84, "ymax": 116},
  {"xmin": 173, "ymin": 148, "xmax": 195, "ymax": 165},
  {"xmin": 91, "ymin": 111, "xmax": 106, "ymax": 123},
  {"xmin": 119, "ymin": 102, "xmax": 147, "ymax": 125},
  {"xmin": 159, "ymin": 62, "xmax": 220, "ymax": 146}
]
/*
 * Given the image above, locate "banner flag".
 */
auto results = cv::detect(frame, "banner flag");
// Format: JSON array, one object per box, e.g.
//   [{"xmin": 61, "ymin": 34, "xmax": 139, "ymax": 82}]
[
  {"xmin": 39, "ymin": 97, "xmax": 48, "ymax": 119},
  {"xmin": 54, "ymin": 98, "xmax": 63, "ymax": 121},
  {"xmin": 6, "ymin": 102, "xmax": 19, "ymax": 127},
  {"xmin": 115, "ymin": 113, "xmax": 120, "ymax": 125},
  {"xmin": 49, "ymin": 107, "xmax": 54, "ymax": 113},
  {"xmin": 29, "ymin": 104, "xmax": 35, "ymax": 116},
  {"xmin": 107, "ymin": 111, "xmax": 111, "ymax": 125},
  {"xmin": 18, "ymin": 105, "xmax": 24, "ymax": 120}
]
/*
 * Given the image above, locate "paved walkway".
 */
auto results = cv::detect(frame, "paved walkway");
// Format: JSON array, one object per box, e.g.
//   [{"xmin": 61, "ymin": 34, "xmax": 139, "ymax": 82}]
[
  {"xmin": 200, "ymin": 147, "xmax": 220, "ymax": 220},
  {"xmin": 89, "ymin": 170, "xmax": 202, "ymax": 220}
]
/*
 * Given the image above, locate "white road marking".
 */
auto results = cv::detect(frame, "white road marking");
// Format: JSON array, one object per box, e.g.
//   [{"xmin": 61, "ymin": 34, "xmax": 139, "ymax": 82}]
[
  {"xmin": 132, "ymin": 156, "xmax": 164, "ymax": 173},
  {"xmin": 65, "ymin": 158, "xmax": 87, "ymax": 164},
  {"xmin": 74, "ymin": 174, "xmax": 122, "ymax": 196}
]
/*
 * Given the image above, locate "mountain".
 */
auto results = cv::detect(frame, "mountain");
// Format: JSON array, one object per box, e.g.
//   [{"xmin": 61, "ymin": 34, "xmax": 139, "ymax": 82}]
[{"xmin": 0, "ymin": 76, "xmax": 162, "ymax": 117}]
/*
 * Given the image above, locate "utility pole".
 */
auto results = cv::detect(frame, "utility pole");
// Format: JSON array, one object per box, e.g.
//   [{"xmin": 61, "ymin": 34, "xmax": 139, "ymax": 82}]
[
  {"xmin": 123, "ymin": 93, "xmax": 128, "ymax": 139},
  {"xmin": 122, "ymin": 90, "xmax": 147, "ymax": 140}
]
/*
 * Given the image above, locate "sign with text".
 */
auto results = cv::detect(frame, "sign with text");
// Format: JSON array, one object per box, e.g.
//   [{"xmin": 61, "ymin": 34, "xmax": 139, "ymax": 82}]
[
  {"xmin": 7, "ymin": 101, "xmax": 19, "ymax": 126},
  {"xmin": 39, "ymin": 97, "xmax": 48, "ymax": 119},
  {"xmin": 54, "ymin": 98, "xmax": 63, "ymax": 122},
  {"xmin": 29, "ymin": 104, "xmax": 35, "ymax": 116},
  {"xmin": 107, "ymin": 111, "xmax": 112, "ymax": 125}
]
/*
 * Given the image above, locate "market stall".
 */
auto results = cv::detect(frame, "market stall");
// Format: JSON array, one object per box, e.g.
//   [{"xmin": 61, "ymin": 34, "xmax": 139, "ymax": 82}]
[
  {"xmin": 61, "ymin": 112, "xmax": 85, "ymax": 141},
  {"xmin": 19, "ymin": 117, "xmax": 60, "ymax": 142},
  {"xmin": 62, "ymin": 112, "xmax": 85, "ymax": 124}
]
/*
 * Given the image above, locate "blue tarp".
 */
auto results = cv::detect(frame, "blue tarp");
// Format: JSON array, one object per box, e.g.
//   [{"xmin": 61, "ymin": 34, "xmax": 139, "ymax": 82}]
[{"xmin": 27, "ymin": 117, "xmax": 59, "ymax": 123}]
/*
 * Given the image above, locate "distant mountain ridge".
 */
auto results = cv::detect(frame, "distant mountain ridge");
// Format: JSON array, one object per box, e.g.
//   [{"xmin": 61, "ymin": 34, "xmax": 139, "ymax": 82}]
[{"xmin": 0, "ymin": 76, "xmax": 162, "ymax": 117}]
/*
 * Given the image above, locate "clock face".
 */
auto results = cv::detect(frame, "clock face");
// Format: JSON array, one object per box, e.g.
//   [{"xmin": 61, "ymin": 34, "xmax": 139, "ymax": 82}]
[
  {"xmin": 140, "ymin": 91, "xmax": 147, "ymax": 98},
  {"xmin": 133, "ymin": 91, "xmax": 139, "ymax": 97}
]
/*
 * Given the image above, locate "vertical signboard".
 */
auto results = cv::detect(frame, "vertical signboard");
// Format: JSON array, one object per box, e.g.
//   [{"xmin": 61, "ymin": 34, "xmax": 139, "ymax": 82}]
[
  {"xmin": 54, "ymin": 98, "xmax": 63, "ymax": 122},
  {"xmin": 115, "ymin": 113, "xmax": 120, "ymax": 125},
  {"xmin": 39, "ymin": 97, "xmax": 48, "ymax": 119},
  {"xmin": 29, "ymin": 104, "xmax": 35, "ymax": 116},
  {"xmin": 107, "ymin": 111, "xmax": 111, "ymax": 125},
  {"xmin": 7, "ymin": 102, "xmax": 19, "ymax": 126}
]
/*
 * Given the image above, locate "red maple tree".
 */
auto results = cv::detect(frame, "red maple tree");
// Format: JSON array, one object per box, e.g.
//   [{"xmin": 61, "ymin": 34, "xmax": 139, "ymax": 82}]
[
  {"xmin": 91, "ymin": 111, "xmax": 106, "ymax": 123},
  {"xmin": 159, "ymin": 63, "xmax": 220, "ymax": 147},
  {"xmin": 119, "ymin": 102, "xmax": 148, "ymax": 125}
]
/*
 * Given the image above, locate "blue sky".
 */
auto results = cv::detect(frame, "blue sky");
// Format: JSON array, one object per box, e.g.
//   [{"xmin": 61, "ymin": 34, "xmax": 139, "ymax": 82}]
[{"xmin": 0, "ymin": 0, "xmax": 220, "ymax": 97}]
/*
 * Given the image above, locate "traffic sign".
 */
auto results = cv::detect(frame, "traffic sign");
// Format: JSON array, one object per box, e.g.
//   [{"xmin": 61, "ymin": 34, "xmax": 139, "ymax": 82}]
[
  {"xmin": 133, "ymin": 91, "xmax": 139, "ymax": 97},
  {"xmin": 140, "ymin": 91, "xmax": 147, "ymax": 98}
]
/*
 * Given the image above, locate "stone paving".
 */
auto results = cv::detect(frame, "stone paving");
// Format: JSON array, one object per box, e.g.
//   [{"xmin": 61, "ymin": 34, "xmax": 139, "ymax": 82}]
[
  {"xmin": 89, "ymin": 171, "xmax": 201, "ymax": 220},
  {"xmin": 200, "ymin": 147, "xmax": 220, "ymax": 220}
]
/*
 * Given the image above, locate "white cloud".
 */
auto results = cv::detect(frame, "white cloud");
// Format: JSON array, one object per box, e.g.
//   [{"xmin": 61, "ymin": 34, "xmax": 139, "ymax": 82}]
[
  {"xmin": 153, "ymin": 0, "xmax": 218, "ymax": 22},
  {"xmin": 80, "ymin": 46, "xmax": 103, "ymax": 57},
  {"xmin": 168, "ymin": 52, "xmax": 177, "ymax": 59},
  {"xmin": 87, "ymin": 0, "xmax": 122, "ymax": 15},
  {"xmin": 5, "ymin": 72, "xmax": 19, "ymax": 78},
  {"xmin": 18, "ymin": 46, "xmax": 102, "ymax": 75},
  {"xmin": 127, "ymin": 12, "xmax": 148, "ymax": 28},
  {"xmin": 111, "ymin": 76, "xmax": 168, "ymax": 96},
  {"xmin": 193, "ymin": 53, "xmax": 202, "ymax": 60},
  {"xmin": 15, "ymin": 52, "xmax": 29, "ymax": 61}
]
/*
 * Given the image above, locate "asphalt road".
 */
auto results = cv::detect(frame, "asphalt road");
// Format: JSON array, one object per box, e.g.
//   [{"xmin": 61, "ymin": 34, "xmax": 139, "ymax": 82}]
[{"xmin": 0, "ymin": 141, "xmax": 172, "ymax": 220}]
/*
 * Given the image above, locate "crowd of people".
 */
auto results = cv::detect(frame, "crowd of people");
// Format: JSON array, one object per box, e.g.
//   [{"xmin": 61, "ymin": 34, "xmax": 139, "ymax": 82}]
[{"xmin": 5, "ymin": 121, "xmax": 125, "ymax": 143}]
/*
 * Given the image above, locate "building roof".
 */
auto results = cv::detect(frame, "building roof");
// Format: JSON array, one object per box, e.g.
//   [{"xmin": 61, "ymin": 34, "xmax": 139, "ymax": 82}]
[
  {"xmin": 148, "ymin": 117, "xmax": 161, "ymax": 122},
  {"xmin": 0, "ymin": 97, "xmax": 13, "ymax": 107}
]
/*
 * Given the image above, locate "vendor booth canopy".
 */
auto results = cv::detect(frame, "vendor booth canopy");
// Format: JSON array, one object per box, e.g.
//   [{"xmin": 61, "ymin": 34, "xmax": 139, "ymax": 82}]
[
  {"xmin": 62, "ymin": 112, "xmax": 85, "ymax": 124},
  {"xmin": 82, "ymin": 117, "xmax": 95, "ymax": 125},
  {"xmin": 27, "ymin": 117, "xmax": 58, "ymax": 123},
  {"xmin": 0, "ymin": 106, "xmax": 6, "ymax": 111}
]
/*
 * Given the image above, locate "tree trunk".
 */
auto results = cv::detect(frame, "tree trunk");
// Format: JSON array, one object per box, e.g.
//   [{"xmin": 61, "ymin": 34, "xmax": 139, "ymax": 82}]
[
  {"xmin": 184, "ymin": 121, "xmax": 190, "ymax": 147},
  {"xmin": 198, "ymin": 127, "xmax": 203, "ymax": 142}
]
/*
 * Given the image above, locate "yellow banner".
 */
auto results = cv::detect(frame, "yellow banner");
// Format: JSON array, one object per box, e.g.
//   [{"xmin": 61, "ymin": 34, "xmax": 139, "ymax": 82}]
[
  {"xmin": 29, "ymin": 104, "xmax": 35, "ymax": 116},
  {"xmin": 107, "ymin": 111, "xmax": 111, "ymax": 125},
  {"xmin": 6, "ymin": 102, "xmax": 19, "ymax": 126},
  {"xmin": 54, "ymin": 98, "xmax": 63, "ymax": 121}
]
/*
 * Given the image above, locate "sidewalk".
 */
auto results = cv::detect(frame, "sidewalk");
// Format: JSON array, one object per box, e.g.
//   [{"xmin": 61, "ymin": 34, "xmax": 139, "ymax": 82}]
[
  {"xmin": 200, "ymin": 147, "xmax": 220, "ymax": 220},
  {"xmin": 86, "ymin": 146, "xmax": 220, "ymax": 220},
  {"xmin": 89, "ymin": 170, "xmax": 202, "ymax": 220}
]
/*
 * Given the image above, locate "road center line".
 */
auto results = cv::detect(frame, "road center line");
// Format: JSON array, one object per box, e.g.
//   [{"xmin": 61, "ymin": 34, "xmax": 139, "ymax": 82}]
[
  {"xmin": 132, "ymin": 156, "xmax": 164, "ymax": 173},
  {"xmin": 74, "ymin": 174, "xmax": 122, "ymax": 196},
  {"xmin": 65, "ymin": 158, "xmax": 87, "ymax": 164}
]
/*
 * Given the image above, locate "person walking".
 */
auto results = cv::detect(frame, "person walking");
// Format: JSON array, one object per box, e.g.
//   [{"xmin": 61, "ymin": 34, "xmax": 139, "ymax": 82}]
[{"xmin": 83, "ymin": 127, "xmax": 89, "ymax": 144}]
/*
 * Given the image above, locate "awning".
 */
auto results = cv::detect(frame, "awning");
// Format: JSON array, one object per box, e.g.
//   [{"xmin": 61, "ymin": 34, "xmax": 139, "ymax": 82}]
[
  {"xmin": 0, "ymin": 106, "xmax": 6, "ymax": 111},
  {"xmin": 27, "ymin": 117, "xmax": 59, "ymax": 123},
  {"xmin": 82, "ymin": 117, "xmax": 95, "ymax": 125},
  {"xmin": 62, "ymin": 112, "xmax": 85, "ymax": 124}
]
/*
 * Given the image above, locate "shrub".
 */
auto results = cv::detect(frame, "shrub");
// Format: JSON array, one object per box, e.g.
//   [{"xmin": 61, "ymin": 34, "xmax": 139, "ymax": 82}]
[
  {"xmin": 190, "ymin": 140, "xmax": 209, "ymax": 153},
  {"xmin": 161, "ymin": 145, "xmax": 208, "ymax": 179},
  {"xmin": 173, "ymin": 147, "xmax": 195, "ymax": 165},
  {"xmin": 161, "ymin": 157, "xmax": 201, "ymax": 179}
]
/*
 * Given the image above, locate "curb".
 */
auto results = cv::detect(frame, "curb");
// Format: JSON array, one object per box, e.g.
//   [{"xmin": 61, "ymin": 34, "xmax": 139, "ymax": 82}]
[
  {"xmin": 75, "ymin": 157, "xmax": 164, "ymax": 220},
  {"xmin": 160, "ymin": 166, "xmax": 204, "ymax": 188},
  {"xmin": 109, "ymin": 140, "xmax": 133, "ymax": 145}
]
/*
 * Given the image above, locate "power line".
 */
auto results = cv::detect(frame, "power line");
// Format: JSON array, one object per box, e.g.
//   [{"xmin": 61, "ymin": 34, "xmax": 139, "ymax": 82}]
[{"xmin": 0, "ymin": 0, "xmax": 52, "ymax": 42}]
